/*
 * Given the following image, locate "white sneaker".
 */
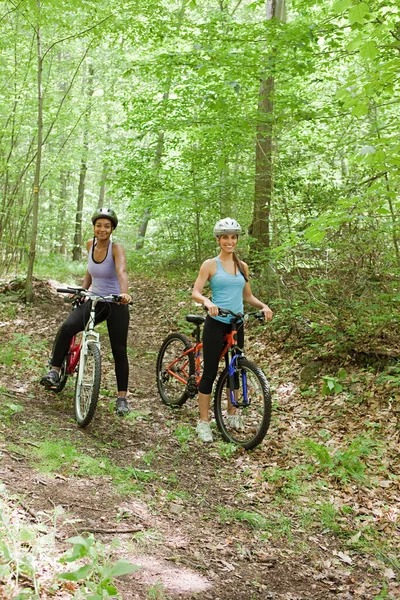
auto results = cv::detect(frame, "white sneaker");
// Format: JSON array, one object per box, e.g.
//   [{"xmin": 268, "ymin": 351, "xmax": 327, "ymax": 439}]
[
  {"xmin": 196, "ymin": 421, "xmax": 213, "ymax": 442},
  {"xmin": 226, "ymin": 414, "xmax": 244, "ymax": 430}
]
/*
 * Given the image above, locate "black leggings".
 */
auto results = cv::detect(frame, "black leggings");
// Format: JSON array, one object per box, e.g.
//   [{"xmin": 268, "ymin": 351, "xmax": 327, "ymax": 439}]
[
  {"xmin": 198, "ymin": 316, "xmax": 244, "ymax": 395},
  {"xmin": 52, "ymin": 301, "xmax": 129, "ymax": 391}
]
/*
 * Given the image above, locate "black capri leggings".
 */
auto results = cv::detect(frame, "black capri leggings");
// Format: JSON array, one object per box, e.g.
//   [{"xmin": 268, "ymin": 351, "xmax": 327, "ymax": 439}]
[
  {"xmin": 52, "ymin": 301, "xmax": 129, "ymax": 391},
  {"xmin": 198, "ymin": 315, "xmax": 244, "ymax": 395}
]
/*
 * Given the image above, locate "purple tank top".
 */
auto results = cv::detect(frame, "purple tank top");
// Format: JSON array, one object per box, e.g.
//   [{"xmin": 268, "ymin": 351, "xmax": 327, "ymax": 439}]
[{"xmin": 88, "ymin": 241, "xmax": 120, "ymax": 296}]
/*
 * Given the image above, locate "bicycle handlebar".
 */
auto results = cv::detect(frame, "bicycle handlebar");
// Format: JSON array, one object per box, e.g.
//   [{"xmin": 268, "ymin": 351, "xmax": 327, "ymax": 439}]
[
  {"xmin": 204, "ymin": 305, "xmax": 265, "ymax": 322},
  {"xmin": 56, "ymin": 287, "xmax": 133, "ymax": 305}
]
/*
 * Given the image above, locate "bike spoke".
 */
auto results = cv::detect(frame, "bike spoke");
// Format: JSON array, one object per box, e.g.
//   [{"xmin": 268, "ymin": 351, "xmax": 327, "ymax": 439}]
[
  {"xmin": 156, "ymin": 333, "xmax": 195, "ymax": 407},
  {"xmin": 214, "ymin": 359, "xmax": 271, "ymax": 449}
]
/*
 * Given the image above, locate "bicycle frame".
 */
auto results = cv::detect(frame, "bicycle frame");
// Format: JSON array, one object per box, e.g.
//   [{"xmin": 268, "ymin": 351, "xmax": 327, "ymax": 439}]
[
  {"xmin": 167, "ymin": 316, "xmax": 246, "ymax": 404},
  {"xmin": 65, "ymin": 297, "xmax": 102, "ymax": 375}
]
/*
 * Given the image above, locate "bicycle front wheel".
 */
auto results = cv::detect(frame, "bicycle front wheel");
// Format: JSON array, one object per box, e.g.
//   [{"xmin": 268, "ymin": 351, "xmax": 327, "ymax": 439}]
[
  {"xmin": 214, "ymin": 358, "xmax": 271, "ymax": 450},
  {"xmin": 156, "ymin": 333, "xmax": 195, "ymax": 407},
  {"xmin": 74, "ymin": 342, "xmax": 101, "ymax": 427}
]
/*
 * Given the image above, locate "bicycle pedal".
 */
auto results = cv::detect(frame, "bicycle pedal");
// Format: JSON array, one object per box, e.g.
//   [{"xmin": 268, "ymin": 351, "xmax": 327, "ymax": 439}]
[{"xmin": 186, "ymin": 375, "xmax": 197, "ymax": 397}]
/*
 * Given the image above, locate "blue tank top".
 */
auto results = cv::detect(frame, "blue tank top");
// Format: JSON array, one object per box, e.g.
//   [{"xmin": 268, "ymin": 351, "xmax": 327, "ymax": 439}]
[
  {"xmin": 88, "ymin": 240, "xmax": 120, "ymax": 296},
  {"xmin": 209, "ymin": 257, "xmax": 245, "ymax": 323}
]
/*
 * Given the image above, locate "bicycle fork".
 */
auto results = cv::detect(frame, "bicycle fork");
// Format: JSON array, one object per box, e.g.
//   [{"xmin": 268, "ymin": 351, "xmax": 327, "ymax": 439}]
[{"xmin": 227, "ymin": 353, "xmax": 249, "ymax": 408}]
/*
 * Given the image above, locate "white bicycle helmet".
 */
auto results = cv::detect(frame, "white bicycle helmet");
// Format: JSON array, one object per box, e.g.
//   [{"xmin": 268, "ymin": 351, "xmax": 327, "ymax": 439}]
[
  {"xmin": 213, "ymin": 217, "xmax": 242, "ymax": 236},
  {"xmin": 91, "ymin": 207, "xmax": 118, "ymax": 229}
]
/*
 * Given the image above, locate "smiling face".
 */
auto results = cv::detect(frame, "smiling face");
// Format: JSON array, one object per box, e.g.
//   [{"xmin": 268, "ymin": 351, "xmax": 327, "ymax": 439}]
[
  {"xmin": 216, "ymin": 233, "xmax": 238, "ymax": 253},
  {"xmin": 93, "ymin": 217, "xmax": 114, "ymax": 240}
]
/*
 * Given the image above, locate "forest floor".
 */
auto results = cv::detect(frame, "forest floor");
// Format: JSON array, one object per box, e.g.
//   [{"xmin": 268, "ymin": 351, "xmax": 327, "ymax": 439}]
[{"xmin": 0, "ymin": 275, "xmax": 399, "ymax": 600}]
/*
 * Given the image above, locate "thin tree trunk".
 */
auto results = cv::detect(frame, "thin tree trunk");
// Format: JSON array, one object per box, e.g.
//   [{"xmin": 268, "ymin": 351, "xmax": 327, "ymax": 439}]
[
  {"xmin": 98, "ymin": 161, "xmax": 108, "ymax": 208},
  {"xmin": 73, "ymin": 63, "xmax": 94, "ymax": 261},
  {"xmin": 25, "ymin": 2, "xmax": 43, "ymax": 302},
  {"xmin": 251, "ymin": 0, "xmax": 286, "ymax": 256}
]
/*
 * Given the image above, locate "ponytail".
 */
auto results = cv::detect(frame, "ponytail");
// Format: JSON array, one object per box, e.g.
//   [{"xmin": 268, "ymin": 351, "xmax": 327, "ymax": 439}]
[{"xmin": 233, "ymin": 252, "xmax": 248, "ymax": 282}]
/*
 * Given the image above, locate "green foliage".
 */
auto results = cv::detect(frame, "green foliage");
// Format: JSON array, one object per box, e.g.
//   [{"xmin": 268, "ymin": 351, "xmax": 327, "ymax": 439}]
[
  {"xmin": 0, "ymin": 401, "xmax": 25, "ymax": 423},
  {"xmin": 217, "ymin": 441, "xmax": 237, "ymax": 459},
  {"xmin": 32, "ymin": 440, "xmax": 157, "ymax": 492},
  {"xmin": 0, "ymin": 334, "xmax": 47, "ymax": 371},
  {"xmin": 301, "ymin": 435, "xmax": 381, "ymax": 483},
  {"xmin": 172, "ymin": 424, "xmax": 194, "ymax": 451},
  {"xmin": 58, "ymin": 535, "xmax": 140, "ymax": 599},
  {"xmin": 263, "ymin": 465, "xmax": 308, "ymax": 499},
  {"xmin": 321, "ymin": 369, "xmax": 347, "ymax": 395}
]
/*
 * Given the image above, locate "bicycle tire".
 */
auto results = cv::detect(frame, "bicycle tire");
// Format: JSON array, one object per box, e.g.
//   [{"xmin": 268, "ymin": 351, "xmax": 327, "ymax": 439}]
[
  {"xmin": 214, "ymin": 357, "xmax": 271, "ymax": 449},
  {"xmin": 74, "ymin": 342, "xmax": 101, "ymax": 427},
  {"xmin": 156, "ymin": 333, "xmax": 195, "ymax": 407}
]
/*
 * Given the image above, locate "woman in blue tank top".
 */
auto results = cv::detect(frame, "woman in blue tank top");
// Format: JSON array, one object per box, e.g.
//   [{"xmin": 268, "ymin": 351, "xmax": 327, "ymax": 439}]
[
  {"xmin": 191, "ymin": 218, "xmax": 273, "ymax": 442},
  {"xmin": 40, "ymin": 208, "xmax": 132, "ymax": 416}
]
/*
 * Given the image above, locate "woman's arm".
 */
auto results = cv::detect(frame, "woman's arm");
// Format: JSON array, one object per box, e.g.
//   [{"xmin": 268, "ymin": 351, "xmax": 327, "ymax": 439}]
[
  {"xmin": 81, "ymin": 239, "xmax": 93, "ymax": 290},
  {"xmin": 113, "ymin": 243, "xmax": 131, "ymax": 303},
  {"xmin": 242, "ymin": 263, "xmax": 273, "ymax": 321},
  {"xmin": 192, "ymin": 259, "xmax": 218, "ymax": 316}
]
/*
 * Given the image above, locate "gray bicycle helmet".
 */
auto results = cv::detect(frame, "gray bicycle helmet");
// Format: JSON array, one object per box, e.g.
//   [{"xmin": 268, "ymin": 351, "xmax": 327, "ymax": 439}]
[
  {"xmin": 213, "ymin": 217, "xmax": 242, "ymax": 236},
  {"xmin": 91, "ymin": 207, "xmax": 118, "ymax": 229}
]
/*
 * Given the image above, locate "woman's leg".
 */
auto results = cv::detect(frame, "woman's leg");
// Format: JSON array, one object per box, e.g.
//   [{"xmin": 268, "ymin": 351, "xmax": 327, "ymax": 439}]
[
  {"xmin": 106, "ymin": 304, "xmax": 130, "ymax": 415},
  {"xmin": 197, "ymin": 317, "xmax": 228, "ymax": 422},
  {"xmin": 51, "ymin": 302, "xmax": 93, "ymax": 368}
]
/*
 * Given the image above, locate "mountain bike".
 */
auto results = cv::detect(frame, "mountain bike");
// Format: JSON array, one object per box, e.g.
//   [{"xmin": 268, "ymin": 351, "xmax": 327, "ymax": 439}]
[
  {"xmin": 156, "ymin": 308, "xmax": 271, "ymax": 449},
  {"xmin": 47, "ymin": 287, "xmax": 125, "ymax": 427}
]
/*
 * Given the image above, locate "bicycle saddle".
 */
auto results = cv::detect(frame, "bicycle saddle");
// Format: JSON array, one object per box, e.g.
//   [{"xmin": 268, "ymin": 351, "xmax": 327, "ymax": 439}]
[{"xmin": 186, "ymin": 315, "xmax": 206, "ymax": 324}]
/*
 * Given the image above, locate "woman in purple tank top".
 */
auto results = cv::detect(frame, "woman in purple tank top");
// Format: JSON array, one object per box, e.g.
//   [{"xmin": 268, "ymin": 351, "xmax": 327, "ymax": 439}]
[
  {"xmin": 40, "ymin": 208, "xmax": 132, "ymax": 416},
  {"xmin": 191, "ymin": 218, "xmax": 273, "ymax": 443}
]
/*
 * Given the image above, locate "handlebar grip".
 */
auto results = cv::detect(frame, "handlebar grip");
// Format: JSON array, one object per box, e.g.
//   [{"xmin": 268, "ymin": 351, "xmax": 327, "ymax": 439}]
[{"xmin": 56, "ymin": 287, "xmax": 79, "ymax": 294}]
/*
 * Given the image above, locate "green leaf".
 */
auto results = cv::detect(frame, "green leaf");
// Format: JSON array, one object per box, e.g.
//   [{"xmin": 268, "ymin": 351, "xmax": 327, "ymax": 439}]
[
  {"xmin": 352, "ymin": 103, "xmax": 369, "ymax": 117},
  {"xmin": 346, "ymin": 36, "xmax": 363, "ymax": 52},
  {"xmin": 66, "ymin": 535, "xmax": 93, "ymax": 548},
  {"xmin": 108, "ymin": 560, "xmax": 140, "ymax": 578},
  {"xmin": 359, "ymin": 41, "xmax": 378, "ymax": 59},
  {"xmin": 217, "ymin": 156, "xmax": 226, "ymax": 171},
  {"xmin": 348, "ymin": 2, "xmax": 369, "ymax": 24},
  {"xmin": 332, "ymin": 0, "xmax": 352, "ymax": 14},
  {"xmin": 304, "ymin": 226, "xmax": 326, "ymax": 243},
  {"xmin": 59, "ymin": 564, "xmax": 92, "ymax": 581}
]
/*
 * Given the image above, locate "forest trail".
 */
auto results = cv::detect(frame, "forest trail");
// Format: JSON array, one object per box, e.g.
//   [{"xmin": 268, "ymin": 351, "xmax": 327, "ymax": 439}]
[{"xmin": 0, "ymin": 276, "xmax": 399, "ymax": 600}]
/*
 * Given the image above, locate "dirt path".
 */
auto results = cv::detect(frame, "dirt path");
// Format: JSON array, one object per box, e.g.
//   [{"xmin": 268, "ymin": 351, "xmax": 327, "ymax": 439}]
[{"xmin": 0, "ymin": 276, "xmax": 399, "ymax": 599}]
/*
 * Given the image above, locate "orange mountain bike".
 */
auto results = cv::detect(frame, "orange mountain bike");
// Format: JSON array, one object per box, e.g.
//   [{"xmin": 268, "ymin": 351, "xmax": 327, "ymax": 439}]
[{"xmin": 156, "ymin": 308, "xmax": 271, "ymax": 449}]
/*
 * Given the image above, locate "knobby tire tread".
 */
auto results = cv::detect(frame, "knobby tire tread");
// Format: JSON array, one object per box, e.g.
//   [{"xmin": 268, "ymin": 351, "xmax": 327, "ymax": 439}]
[
  {"xmin": 74, "ymin": 342, "xmax": 101, "ymax": 427},
  {"xmin": 156, "ymin": 333, "xmax": 195, "ymax": 407},
  {"xmin": 214, "ymin": 358, "xmax": 271, "ymax": 449}
]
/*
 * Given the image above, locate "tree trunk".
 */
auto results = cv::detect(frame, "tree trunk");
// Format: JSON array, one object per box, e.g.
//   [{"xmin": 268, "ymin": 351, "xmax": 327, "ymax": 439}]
[
  {"xmin": 98, "ymin": 160, "xmax": 108, "ymax": 208},
  {"xmin": 250, "ymin": 0, "xmax": 286, "ymax": 256},
  {"xmin": 73, "ymin": 63, "xmax": 94, "ymax": 261},
  {"xmin": 25, "ymin": 2, "xmax": 43, "ymax": 302}
]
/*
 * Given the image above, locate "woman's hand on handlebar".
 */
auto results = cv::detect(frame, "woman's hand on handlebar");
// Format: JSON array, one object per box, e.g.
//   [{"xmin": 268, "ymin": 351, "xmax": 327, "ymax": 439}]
[
  {"xmin": 119, "ymin": 293, "xmax": 132, "ymax": 305},
  {"xmin": 204, "ymin": 299, "xmax": 219, "ymax": 317},
  {"xmin": 260, "ymin": 305, "xmax": 273, "ymax": 321}
]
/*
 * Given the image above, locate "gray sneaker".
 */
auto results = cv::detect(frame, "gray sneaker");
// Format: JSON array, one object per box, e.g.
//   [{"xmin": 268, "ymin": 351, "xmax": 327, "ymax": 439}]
[
  {"xmin": 226, "ymin": 414, "xmax": 245, "ymax": 430},
  {"xmin": 40, "ymin": 369, "xmax": 60, "ymax": 389},
  {"xmin": 115, "ymin": 396, "xmax": 130, "ymax": 416},
  {"xmin": 196, "ymin": 420, "xmax": 213, "ymax": 442}
]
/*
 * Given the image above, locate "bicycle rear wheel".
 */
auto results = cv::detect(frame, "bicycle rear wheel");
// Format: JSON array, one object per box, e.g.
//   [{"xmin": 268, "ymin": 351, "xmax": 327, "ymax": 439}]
[
  {"xmin": 156, "ymin": 333, "xmax": 195, "ymax": 407},
  {"xmin": 74, "ymin": 342, "xmax": 101, "ymax": 427},
  {"xmin": 214, "ymin": 358, "xmax": 271, "ymax": 449}
]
